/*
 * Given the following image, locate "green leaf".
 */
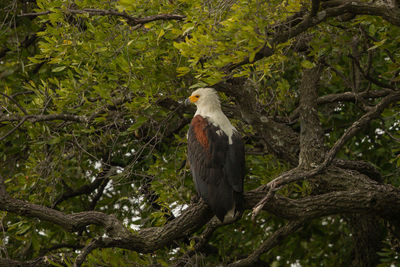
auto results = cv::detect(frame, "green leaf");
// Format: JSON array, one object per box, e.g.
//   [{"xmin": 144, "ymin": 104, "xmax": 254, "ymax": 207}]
[
  {"xmin": 48, "ymin": 136, "xmax": 61, "ymax": 145},
  {"xmin": 368, "ymin": 39, "xmax": 386, "ymax": 51},
  {"xmin": 176, "ymin": 66, "xmax": 190, "ymax": 76},
  {"xmin": 301, "ymin": 60, "xmax": 315, "ymax": 69},
  {"xmin": 157, "ymin": 29, "xmax": 165, "ymax": 43},
  {"xmin": 52, "ymin": 66, "xmax": 66, "ymax": 72}
]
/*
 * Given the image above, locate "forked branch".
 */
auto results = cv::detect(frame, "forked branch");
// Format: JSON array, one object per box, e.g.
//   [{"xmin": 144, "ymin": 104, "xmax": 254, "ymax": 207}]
[{"xmin": 252, "ymin": 91, "xmax": 400, "ymax": 217}]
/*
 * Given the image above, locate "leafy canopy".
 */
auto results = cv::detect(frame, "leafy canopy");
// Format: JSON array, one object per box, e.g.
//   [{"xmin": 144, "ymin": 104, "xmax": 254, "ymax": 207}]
[{"xmin": 1, "ymin": 0, "xmax": 399, "ymax": 266}]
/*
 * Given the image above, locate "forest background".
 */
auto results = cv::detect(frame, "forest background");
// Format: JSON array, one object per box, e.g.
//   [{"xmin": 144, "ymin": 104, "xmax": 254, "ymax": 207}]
[{"xmin": 0, "ymin": 0, "xmax": 400, "ymax": 266}]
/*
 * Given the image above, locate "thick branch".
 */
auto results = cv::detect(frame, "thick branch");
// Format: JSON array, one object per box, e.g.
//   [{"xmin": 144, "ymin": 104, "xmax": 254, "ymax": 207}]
[
  {"xmin": 310, "ymin": 0, "xmax": 321, "ymax": 17},
  {"xmin": 290, "ymin": 88, "xmax": 393, "ymax": 122},
  {"xmin": 2, "ymin": 173, "xmax": 400, "ymax": 266},
  {"xmin": 316, "ymin": 89, "xmax": 393, "ymax": 104},
  {"xmin": 74, "ymin": 180, "xmax": 400, "ymax": 265},
  {"xmin": 322, "ymin": 0, "xmax": 400, "ymax": 26},
  {"xmin": 269, "ymin": 91, "xmax": 400, "ymax": 189},
  {"xmin": 333, "ymin": 159, "xmax": 382, "ymax": 182},
  {"xmin": 298, "ymin": 65, "xmax": 325, "ymax": 167},
  {"xmin": 19, "ymin": 8, "xmax": 185, "ymax": 26},
  {"xmin": 74, "ymin": 182, "xmax": 400, "ymax": 265},
  {"xmin": 0, "ymin": 195, "xmax": 131, "ymax": 238},
  {"xmin": 252, "ymin": 91, "xmax": 400, "ymax": 216},
  {"xmin": 0, "ymin": 113, "xmax": 88, "ymax": 123},
  {"xmin": 226, "ymin": 0, "xmax": 400, "ymax": 71},
  {"xmin": 0, "ymin": 256, "xmax": 58, "ymax": 267},
  {"xmin": 246, "ymin": 184, "xmax": 400, "ymax": 221}
]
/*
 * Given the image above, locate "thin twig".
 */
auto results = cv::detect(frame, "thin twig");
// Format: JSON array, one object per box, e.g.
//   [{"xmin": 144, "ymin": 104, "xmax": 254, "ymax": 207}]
[
  {"xmin": 379, "ymin": 118, "xmax": 400, "ymax": 143},
  {"xmin": 52, "ymin": 167, "xmax": 114, "ymax": 208},
  {"xmin": 228, "ymin": 220, "xmax": 305, "ymax": 267},
  {"xmin": 72, "ymin": 133, "xmax": 108, "ymax": 166},
  {"xmin": 39, "ymin": 243, "xmax": 84, "ymax": 256},
  {"xmin": 0, "ymin": 91, "xmax": 28, "ymax": 115},
  {"xmin": 74, "ymin": 238, "xmax": 105, "ymax": 267},
  {"xmin": 172, "ymin": 214, "xmax": 242, "ymax": 267},
  {"xmin": 0, "ymin": 117, "xmax": 28, "ymax": 141},
  {"xmin": 349, "ymin": 54, "xmax": 397, "ymax": 90}
]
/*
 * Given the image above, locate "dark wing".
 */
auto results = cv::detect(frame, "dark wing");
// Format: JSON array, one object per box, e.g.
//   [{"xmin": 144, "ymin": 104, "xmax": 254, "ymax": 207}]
[
  {"xmin": 224, "ymin": 131, "xmax": 245, "ymax": 211},
  {"xmin": 188, "ymin": 115, "xmax": 244, "ymax": 221}
]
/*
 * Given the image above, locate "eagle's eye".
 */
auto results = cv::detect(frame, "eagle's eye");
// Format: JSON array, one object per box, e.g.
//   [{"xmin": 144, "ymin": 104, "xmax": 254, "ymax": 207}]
[{"xmin": 195, "ymin": 95, "xmax": 200, "ymax": 98}]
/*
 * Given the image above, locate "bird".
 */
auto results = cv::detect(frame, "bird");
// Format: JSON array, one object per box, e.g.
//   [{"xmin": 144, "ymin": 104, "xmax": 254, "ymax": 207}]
[{"xmin": 185, "ymin": 88, "xmax": 245, "ymax": 222}]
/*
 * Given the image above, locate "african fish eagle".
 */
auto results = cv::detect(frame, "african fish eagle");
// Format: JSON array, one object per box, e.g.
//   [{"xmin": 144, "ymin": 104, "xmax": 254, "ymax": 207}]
[{"xmin": 185, "ymin": 88, "xmax": 245, "ymax": 222}]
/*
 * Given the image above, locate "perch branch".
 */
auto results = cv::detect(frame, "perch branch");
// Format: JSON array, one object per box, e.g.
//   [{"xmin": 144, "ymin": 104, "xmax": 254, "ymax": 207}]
[{"xmin": 1, "ymin": 176, "xmax": 400, "ymax": 266}]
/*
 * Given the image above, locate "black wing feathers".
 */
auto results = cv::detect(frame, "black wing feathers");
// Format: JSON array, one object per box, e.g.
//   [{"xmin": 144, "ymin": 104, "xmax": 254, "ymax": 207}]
[
  {"xmin": 188, "ymin": 116, "xmax": 244, "ymax": 221},
  {"xmin": 225, "ymin": 132, "xmax": 245, "ymax": 193}
]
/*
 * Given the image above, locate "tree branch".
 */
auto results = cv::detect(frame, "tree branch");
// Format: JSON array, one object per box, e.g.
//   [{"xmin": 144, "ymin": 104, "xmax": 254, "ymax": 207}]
[
  {"xmin": 225, "ymin": 0, "xmax": 400, "ymax": 71},
  {"xmin": 172, "ymin": 215, "xmax": 242, "ymax": 267},
  {"xmin": 0, "ymin": 91, "xmax": 28, "ymax": 115},
  {"xmin": 298, "ymin": 64, "xmax": 325, "ymax": 167},
  {"xmin": 247, "ymin": 184, "xmax": 400, "ymax": 220},
  {"xmin": 0, "ymin": 194, "xmax": 132, "ymax": 238},
  {"xmin": 322, "ymin": 0, "xmax": 400, "ymax": 26},
  {"xmin": 316, "ymin": 89, "xmax": 393, "ymax": 104},
  {"xmin": 228, "ymin": 220, "xmax": 305, "ymax": 267},
  {"xmin": 0, "ymin": 113, "xmax": 88, "ymax": 123},
  {"xmin": 310, "ymin": 0, "xmax": 321, "ymax": 17},
  {"xmin": 0, "ymin": 256, "xmax": 60, "ymax": 267},
  {"xmin": 39, "ymin": 243, "xmax": 84, "ymax": 256},
  {"xmin": 253, "ymin": 91, "xmax": 400, "ymax": 216},
  {"xmin": 19, "ymin": 8, "xmax": 185, "ymax": 26},
  {"xmin": 73, "ymin": 183, "xmax": 400, "ymax": 265},
  {"xmin": 52, "ymin": 167, "xmax": 114, "ymax": 208},
  {"xmin": 333, "ymin": 159, "xmax": 382, "ymax": 182},
  {"xmin": 0, "ymin": 117, "xmax": 28, "ymax": 141},
  {"xmin": 289, "ymin": 88, "xmax": 393, "ymax": 122},
  {"xmin": 349, "ymin": 54, "xmax": 397, "ymax": 90},
  {"xmin": 2, "ymin": 172, "xmax": 400, "ymax": 266},
  {"xmin": 319, "ymin": 91, "xmax": 400, "ymax": 169},
  {"xmin": 88, "ymin": 178, "xmax": 110, "ymax": 210},
  {"xmin": 216, "ymin": 80, "xmax": 300, "ymax": 166}
]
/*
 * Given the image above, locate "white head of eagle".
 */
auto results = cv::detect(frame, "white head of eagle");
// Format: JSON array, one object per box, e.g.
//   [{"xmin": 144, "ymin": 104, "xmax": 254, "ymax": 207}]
[{"xmin": 186, "ymin": 88, "xmax": 245, "ymax": 222}]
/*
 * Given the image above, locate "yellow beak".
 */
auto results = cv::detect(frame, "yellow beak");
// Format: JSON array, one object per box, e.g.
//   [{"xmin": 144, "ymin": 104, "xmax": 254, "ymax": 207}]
[{"xmin": 185, "ymin": 95, "xmax": 198, "ymax": 105}]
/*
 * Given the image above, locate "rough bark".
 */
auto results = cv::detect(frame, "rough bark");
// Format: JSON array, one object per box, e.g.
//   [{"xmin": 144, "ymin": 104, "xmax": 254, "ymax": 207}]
[{"xmin": 298, "ymin": 65, "xmax": 325, "ymax": 167}]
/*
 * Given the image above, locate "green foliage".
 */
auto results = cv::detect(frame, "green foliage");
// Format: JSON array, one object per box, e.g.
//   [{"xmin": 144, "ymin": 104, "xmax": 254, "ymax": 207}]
[{"xmin": 1, "ymin": 0, "xmax": 399, "ymax": 266}]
